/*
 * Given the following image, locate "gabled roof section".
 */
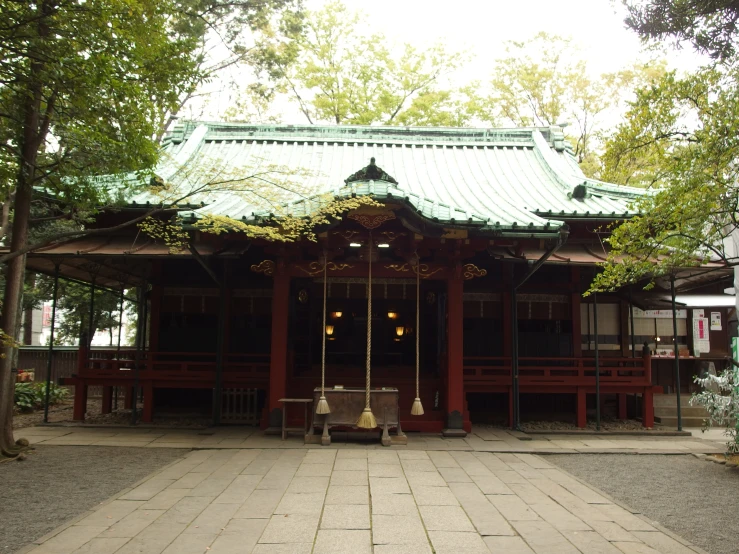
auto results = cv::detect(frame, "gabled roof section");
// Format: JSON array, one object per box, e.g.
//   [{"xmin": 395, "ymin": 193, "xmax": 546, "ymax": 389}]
[{"xmin": 129, "ymin": 122, "xmax": 647, "ymax": 235}]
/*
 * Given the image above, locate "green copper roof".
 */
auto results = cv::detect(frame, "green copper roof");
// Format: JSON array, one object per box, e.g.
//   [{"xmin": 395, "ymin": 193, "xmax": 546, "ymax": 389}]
[{"xmin": 126, "ymin": 122, "xmax": 646, "ymax": 235}]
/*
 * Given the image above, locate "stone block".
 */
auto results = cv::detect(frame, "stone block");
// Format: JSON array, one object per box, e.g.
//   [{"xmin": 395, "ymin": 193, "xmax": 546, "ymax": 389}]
[
  {"xmin": 487, "ymin": 494, "xmax": 540, "ymax": 521},
  {"xmin": 274, "ymin": 492, "xmax": 326, "ymax": 515},
  {"xmin": 427, "ymin": 531, "xmax": 491, "ymax": 554},
  {"xmin": 372, "ymin": 514, "xmax": 428, "ymax": 545},
  {"xmin": 325, "ymin": 485, "xmax": 369, "ymax": 505},
  {"xmin": 418, "ymin": 505, "xmax": 475, "ymax": 532},
  {"xmin": 483, "ymin": 536, "xmax": 535, "ymax": 553},
  {"xmin": 413, "ymin": 486, "xmax": 459, "ymax": 506},
  {"xmin": 320, "ymin": 504, "xmax": 370, "ymax": 530},
  {"xmin": 330, "ymin": 470, "xmax": 368, "ymax": 486},
  {"xmin": 313, "ymin": 529, "xmax": 372, "ymax": 554},
  {"xmin": 258, "ymin": 513, "xmax": 320, "ymax": 544}
]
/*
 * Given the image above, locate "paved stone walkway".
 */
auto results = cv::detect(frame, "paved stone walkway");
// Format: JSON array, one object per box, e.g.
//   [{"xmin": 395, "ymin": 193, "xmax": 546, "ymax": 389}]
[
  {"xmin": 17, "ymin": 425, "xmax": 725, "ymax": 454},
  {"xmin": 21, "ymin": 448, "xmax": 704, "ymax": 554}
]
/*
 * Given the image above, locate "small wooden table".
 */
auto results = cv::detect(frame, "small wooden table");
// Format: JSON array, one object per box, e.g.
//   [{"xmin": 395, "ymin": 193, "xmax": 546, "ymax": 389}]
[{"xmin": 278, "ymin": 398, "xmax": 313, "ymax": 440}]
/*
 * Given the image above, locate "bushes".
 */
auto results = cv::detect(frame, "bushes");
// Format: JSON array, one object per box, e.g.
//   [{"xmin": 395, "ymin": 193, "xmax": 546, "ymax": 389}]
[
  {"xmin": 13, "ymin": 382, "xmax": 69, "ymax": 412},
  {"xmin": 691, "ymin": 367, "xmax": 739, "ymax": 454}
]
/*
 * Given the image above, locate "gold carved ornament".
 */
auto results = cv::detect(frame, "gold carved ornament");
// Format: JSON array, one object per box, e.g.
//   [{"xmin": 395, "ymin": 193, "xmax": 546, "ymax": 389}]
[
  {"xmin": 463, "ymin": 264, "xmax": 487, "ymax": 280},
  {"xmin": 297, "ymin": 261, "xmax": 355, "ymax": 277},
  {"xmin": 250, "ymin": 260, "xmax": 275, "ymax": 276},
  {"xmin": 384, "ymin": 263, "xmax": 443, "ymax": 279}
]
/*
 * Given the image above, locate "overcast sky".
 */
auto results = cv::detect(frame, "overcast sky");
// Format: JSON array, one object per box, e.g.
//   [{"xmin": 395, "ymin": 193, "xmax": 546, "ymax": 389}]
[{"xmin": 195, "ymin": 0, "xmax": 708, "ymax": 123}]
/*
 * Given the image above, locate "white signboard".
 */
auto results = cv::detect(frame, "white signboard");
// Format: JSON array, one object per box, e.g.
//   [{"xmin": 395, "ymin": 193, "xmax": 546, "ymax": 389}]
[
  {"xmin": 632, "ymin": 308, "xmax": 688, "ymax": 319},
  {"xmin": 694, "ymin": 309, "xmax": 705, "ymax": 318},
  {"xmin": 693, "ymin": 317, "xmax": 710, "ymax": 355},
  {"xmin": 710, "ymin": 312, "xmax": 722, "ymax": 331}
]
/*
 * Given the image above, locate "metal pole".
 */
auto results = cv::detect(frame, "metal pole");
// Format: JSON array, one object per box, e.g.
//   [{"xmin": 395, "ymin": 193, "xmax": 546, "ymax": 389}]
[
  {"xmin": 131, "ymin": 287, "xmax": 145, "ymax": 425},
  {"xmin": 670, "ymin": 275, "xmax": 682, "ymax": 431},
  {"xmin": 43, "ymin": 266, "xmax": 60, "ymax": 423},
  {"xmin": 213, "ymin": 282, "xmax": 227, "ymax": 426},
  {"xmin": 87, "ymin": 278, "xmax": 96, "ymax": 346},
  {"xmin": 511, "ymin": 281, "xmax": 520, "ymax": 430},
  {"xmin": 114, "ymin": 287, "xmax": 124, "ymax": 411},
  {"xmin": 594, "ymin": 290, "xmax": 600, "ymax": 431}
]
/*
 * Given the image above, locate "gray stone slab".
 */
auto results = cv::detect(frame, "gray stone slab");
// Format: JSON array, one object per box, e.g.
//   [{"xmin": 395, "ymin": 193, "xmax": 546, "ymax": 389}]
[
  {"xmin": 313, "ymin": 529, "xmax": 372, "ymax": 554},
  {"xmin": 169, "ymin": 472, "xmax": 209, "ymax": 489},
  {"xmin": 611, "ymin": 542, "xmax": 661, "ymax": 553},
  {"xmin": 30, "ymin": 526, "xmax": 109, "ymax": 554},
  {"xmin": 406, "ymin": 470, "xmax": 447, "ymax": 487},
  {"xmin": 330, "ymin": 470, "xmax": 368, "ymax": 486},
  {"xmin": 251, "ymin": 544, "xmax": 313, "ymax": 554},
  {"xmin": 372, "ymin": 514, "xmax": 428, "ymax": 545},
  {"xmin": 101, "ymin": 509, "xmax": 165, "ymax": 538},
  {"xmin": 596, "ymin": 505, "xmax": 657, "ymax": 532},
  {"xmin": 561, "ymin": 530, "xmax": 622, "ymax": 554},
  {"xmin": 296, "ymin": 463, "xmax": 334, "ymax": 477},
  {"xmin": 120, "ymin": 479, "xmax": 176, "ymax": 501},
  {"xmin": 369, "ymin": 477, "xmax": 411, "ymax": 495},
  {"xmin": 75, "ymin": 500, "xmax": 144, "ymax": 527},
  {"xmin": 207, "ymin": 519, "xmax": 268, "ymax": 554},
  {"xmin": 369, "ymin": 464, "xmax": 404, "ymax": 478},
  {"xmin": 427, "ymin": 531, "xmax": 491, "ymax": 554},
  {"xmin": 259, "ymin": 513, "xmax": 320, "ymax": 544},
  {"xmin": 161, "ymin": 532, "xmax": 216, "ymax": 554},
  {"xmin": 286, "ymin": 476, "xmax": 330, "ymax": 494},
  {"xmin": 493, "ymin": 470, "xmax": 529, "ymax": 484},
  {"xmin": 529, "ymin": 502, "xmax": 591, "ymax": 531},
  {"xmin": 470, "ymin": 473, "xmax": 514, "ymax": 495},
  {"xmin": 336, "ymin": 450, "xmax": 369, "ymax": 459},
  {"xmin": 141, "ymin": 489, "xmax": 190, "ymax": 511},
  {"xmin": 401, "ymin": 459, "xmax": 437, "ymax": 472},
  {"xmin": 447, "ymin": 483, "xmax": 515, "ymax": 537},
  {"xmin": 371, "ymin": 493, "xmax": 419, "ymax": 516},
  {"xmin": 320, "ymin": 504, "xmax": 370, "ymax": 530},
  {"xmin": 213, "ymin": 474, "xmax": 262, "ymax": 504},
  {"xmin": 487, "ymin": 494, "xmax": 540, "ymax": 521},
  {"xmin": 325, "ymin": 485, "xmax": 369, "ymax": 505},
  {"xmin": 413, "ymin": 485, "xmax": 459, "ymax": 506},
  {"xmin": 184, "ymin": 502, "xmax": 241, "ymax": 534},
  {"xmin": 333, "ymin": 458, "xmax": 368, "ymax": 471},
  {"xmin": 156, "ymin": 496, "xmax": 214, "ymax": 526},
  {"xmin": 71, "ymin": 537, "xmax": 130, "ymax": 554},
  {"xmin": 373, "ymin": 544, "xmax": 433, "ymax": 554},
  {"xmin": 274, "ymin": 492, "xmax": 326, "ymax": 515},
  {"xmin": 398, "ymin": 451, "xmax": 430, "ymax": 460},
  {"xmin": 511, "ymin": 520, "xmax": 581, "ymax": 554},
  {"xmin": 419, "ymin": 505, "xmax": 476, "ymax": 532},
  {"xmin": 483, "ymin": 536, "xmax": 535, "ymax": 553},
  {"xmin": 368, "ymin": 451, "xmax": 400, "ymax": 465},
  {"xmin": 631, "ymin": 531, "xmax": 699, "ymax": 554},
  {"xmin": 438, "ymin": 467, "xmax": 472, "ymax": 483},
  {"xmin": 428, "ymin": 451, "xmax": 460, "ymax": 468},
  {"xmin": 589, "ymin": 521, "xmax": 640, "ymax": 543},
  {"xmin": 233, "ymin": 488, "xmax": 284, "ymax": 519},
  {"xmin": 186, "ymin": 477, "xmax": 236, "ymax": 498}
]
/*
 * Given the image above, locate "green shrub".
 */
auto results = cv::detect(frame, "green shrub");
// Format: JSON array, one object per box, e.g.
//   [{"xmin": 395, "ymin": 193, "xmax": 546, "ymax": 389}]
[{"xmin": 14, "ymin": 382, "xmax": 69, "ymax": 412}]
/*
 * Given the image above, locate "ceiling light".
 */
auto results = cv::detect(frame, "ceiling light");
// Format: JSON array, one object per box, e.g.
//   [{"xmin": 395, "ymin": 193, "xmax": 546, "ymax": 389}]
[
  {"xmin": 349, "ymin": 242, "xmax": 361, "ymax": 247},
  {"xmin": 377, "ymin": 243, "xmax": 390, "ymax": 248}
]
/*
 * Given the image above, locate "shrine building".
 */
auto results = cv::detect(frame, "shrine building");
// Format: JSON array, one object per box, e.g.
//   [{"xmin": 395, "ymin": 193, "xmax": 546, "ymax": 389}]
[{"xmin": 23, "ymin": 123, "xmax": 734, "ymax": 437}]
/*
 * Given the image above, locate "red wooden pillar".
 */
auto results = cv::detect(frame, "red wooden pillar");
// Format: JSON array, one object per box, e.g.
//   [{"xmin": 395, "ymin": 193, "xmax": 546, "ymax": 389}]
[
  {"xmin": 73, "ymin": 338, "xmax": 89, "ymax": 421},
  {"xmin": 266, "ymin": 261, "xmax": 290, "ymax": 433},
  {"xmin": 443, "ymin": 262, "xmax": 467, "ymax": 437},
  {"xmin": 101, "ymin": 386, "xmax": 113, "ymax": 414},
  {"xmin": 142, "ymin": 383, "xmax": 154, "ymax": 423},
  {"xmin": 576, "ymin": 387, "xmax": 587, "ymax": 428},
  {"xmin": 123, "ymin": 387, "xmax": 134, "ymax": 409},
  {"xmin": 642, "ymin": 388, "xmax": 654, "ymax": 428}
]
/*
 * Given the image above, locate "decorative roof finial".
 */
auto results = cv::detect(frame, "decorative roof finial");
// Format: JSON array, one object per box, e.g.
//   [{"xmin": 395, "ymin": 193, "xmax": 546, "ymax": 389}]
[{"xmin": 345, "ymin": 157, "xmax": 398, "ymax": 184}]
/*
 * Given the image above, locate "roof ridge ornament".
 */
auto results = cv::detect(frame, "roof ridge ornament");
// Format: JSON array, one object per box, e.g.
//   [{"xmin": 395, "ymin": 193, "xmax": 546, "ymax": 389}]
[{"xmin": 345, "ymin": 157, "xmax": 398, "ymax": 184}]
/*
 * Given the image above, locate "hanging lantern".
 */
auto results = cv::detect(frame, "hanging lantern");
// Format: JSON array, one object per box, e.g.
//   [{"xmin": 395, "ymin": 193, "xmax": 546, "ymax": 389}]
[
  {"xmin": 331, "ymin": 311, "xmax": 343, "ymax": 319},
  {"xmin": 387, "ymin": 311, "xmax": 398, "ymax": 320},
  {"xmin": 395, "ymin": 326, "xmax": 405, "ymax": 337},
  {"xmin": 325, "ymin": 325, "xmax": 335, "ymax": 336}
]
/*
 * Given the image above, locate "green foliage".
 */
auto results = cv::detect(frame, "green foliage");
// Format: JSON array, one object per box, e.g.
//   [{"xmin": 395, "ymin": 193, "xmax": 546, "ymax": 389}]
[
  {"xmin": 13, "ymin": 382, "xmax": 68, "ymax": 412},
  {"xmin": 592, "ymin": 64, "xmax": 739, "ymax": 292},
  {"xmin": 470, "ymin": 32, "xmax": 667, "ymax": 176},
  {"xmin": 247, "ymin": 0, "xmax": 469, "ymax": 126},
  {"xmin": 624, "ymin": 0, "xmax": 739, "ymax": 60}
]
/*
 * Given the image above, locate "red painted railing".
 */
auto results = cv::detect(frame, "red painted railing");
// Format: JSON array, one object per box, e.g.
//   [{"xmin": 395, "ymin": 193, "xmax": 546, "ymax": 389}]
[
  {"xmin": 77, "ymin": 349, "xmax": 270, "ymax": 386},
  {"xmin": 463, "ymin": 353, "xmax": 652, "ymax": 387}
]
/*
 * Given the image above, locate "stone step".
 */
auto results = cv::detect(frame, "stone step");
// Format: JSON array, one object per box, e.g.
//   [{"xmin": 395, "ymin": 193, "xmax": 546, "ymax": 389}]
[
  {"xmin": 656, "ymin": 416, "xmax": 707, "ymax": 428},
  {"xmin": 654, "ymin": 406, "xmax": 709, "ymax": 418},
  {"xmin": 653, "ymin": 394, "xmax": 696, "ymax": 407}
]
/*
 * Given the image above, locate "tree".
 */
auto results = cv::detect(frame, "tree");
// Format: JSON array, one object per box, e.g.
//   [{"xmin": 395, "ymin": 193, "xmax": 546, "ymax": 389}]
[
  {"xmin": 0, "ymin": 0, "xmax": 203, "ymax": 458},
  {"xmin": 246, "ymin": 0, "xmax": 469, "ymax": 126},
  {"xmin": 470, "ymin": 32, "xmax": 666, "ymax": 176},
  {"xmin": 591, "ymin": 64, "xmax": 739, "ymax": 292},
  {"xmin": 624, "ymin": 0, "xmax": 739, "ymax": 60}
]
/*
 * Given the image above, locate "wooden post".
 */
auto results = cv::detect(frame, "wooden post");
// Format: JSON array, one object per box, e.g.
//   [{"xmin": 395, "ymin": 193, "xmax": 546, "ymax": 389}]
[
  {"xmin": 571, "ymin": 267, "xmax": 582, "ymax": 357},
  {"xmin": 642, "ymin": 388, "xmax": 654, "ymax": 428},
  {"xmin": 576, "ymin": 387, "xmax": 587, "ymax": 428},
  {"xmin": 443, "ymin": 262, "xmax": 467, "ymax": 437},
  {"xmin": 618, "ymin": 394, "xmax": 627, "ymax": 420},
  {"xmin": 142, "ymin": 383, "xmax": 154, "ymax": 423},
  {"xmin": 266, "ymin": 261, "xmax": 290, "ymax": 433}
]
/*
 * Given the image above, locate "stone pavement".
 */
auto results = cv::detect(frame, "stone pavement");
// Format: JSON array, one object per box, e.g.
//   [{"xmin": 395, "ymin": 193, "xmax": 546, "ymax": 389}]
[
  {"xmin": 20, "ymin": 448, "xmax": 705, "ymax": 554},
  {"xmin": 17, "ymin": 424, "xmax": 726, "ymax": 454}
]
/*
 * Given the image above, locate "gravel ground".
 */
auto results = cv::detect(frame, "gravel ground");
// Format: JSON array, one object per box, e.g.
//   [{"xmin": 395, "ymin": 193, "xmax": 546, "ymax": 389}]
[
  {"xmin": 548, "ymin": 454, "xmax": 739, "ymax": 554},
  {"xmin": 0, "ymin": 445, "xmax": 187, "ymax": 553}
]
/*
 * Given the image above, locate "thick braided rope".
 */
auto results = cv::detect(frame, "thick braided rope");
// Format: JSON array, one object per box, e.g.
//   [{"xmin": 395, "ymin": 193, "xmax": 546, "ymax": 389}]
[
  {"xmin": 415, "ymin": 254, "xmax": 420, "ymax": 399},
  {"xmin": 365, "ymin": 239, "xmax": 372, "ymax": 409},
  {"xmin": 321, "ymin": 254, "xmax": 327, "ymax": 396}
]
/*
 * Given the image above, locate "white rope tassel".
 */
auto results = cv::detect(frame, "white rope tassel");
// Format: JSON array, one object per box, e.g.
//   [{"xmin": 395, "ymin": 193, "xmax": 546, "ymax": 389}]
[
  {"xmin": 411, "ymin": 253, "xmax": 424, "ymax": 416},
  {"xmin": 316, "ymin": 252, "xmax": 330, "ymax": 414},
  {"xmin": 357, "ymin": 236, "xmax": 377, "ymax": 429}
]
